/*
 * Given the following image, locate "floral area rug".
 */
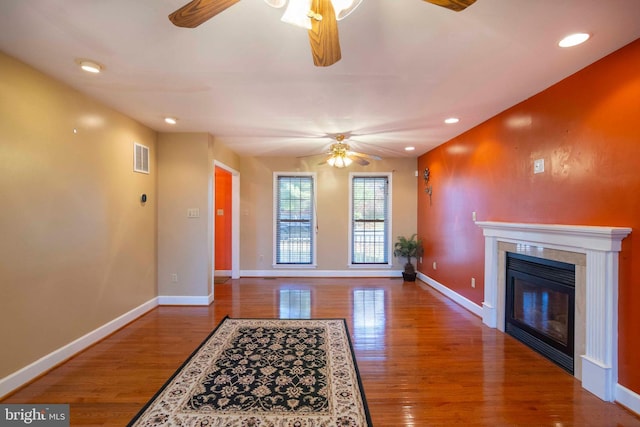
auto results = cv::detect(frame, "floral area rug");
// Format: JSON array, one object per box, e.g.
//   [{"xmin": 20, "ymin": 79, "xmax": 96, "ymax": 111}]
[{"xmin": 128, "ymin": 317, "xmax": 372, "ymax": 426}]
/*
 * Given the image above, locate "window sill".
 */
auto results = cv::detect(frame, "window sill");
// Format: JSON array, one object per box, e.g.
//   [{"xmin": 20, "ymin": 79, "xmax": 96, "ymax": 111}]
[
  {"xmin": 273, "ymin": 264, "xmax": 318, "ymax": 269},
  {"xmin": 348, "ymin": 263, "xmax": 392, "ymax": 269}
]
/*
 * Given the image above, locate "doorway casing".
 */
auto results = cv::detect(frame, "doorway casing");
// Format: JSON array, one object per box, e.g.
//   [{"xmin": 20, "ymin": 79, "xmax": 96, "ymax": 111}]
[{"xmin": 212, "ymin": 161, "xmax": 240, "ymax": 294}]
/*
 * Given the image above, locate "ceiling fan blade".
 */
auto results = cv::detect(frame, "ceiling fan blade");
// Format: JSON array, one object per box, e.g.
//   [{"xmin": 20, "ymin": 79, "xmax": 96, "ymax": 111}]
[
  {"xmin": 297, "ymin": 151, "xmax": 330, "ymax": 159},
  {"xmin": 169, "ymin": 0, "xmax": 240, "ymax": 28},
  {"xmin": 308, "ymin": 0, "xmax": 342, "ymax": 67},
  {"xmin": 350, "ymin": 156, "xmax": 370, "ymax": 166},
  {"xmin": 423, "ymin": 0, "xmax": 476, "ymax": 12},
  {"xmin": 349, "ymin": 151, "xmax": 382, "ymax": 161}
]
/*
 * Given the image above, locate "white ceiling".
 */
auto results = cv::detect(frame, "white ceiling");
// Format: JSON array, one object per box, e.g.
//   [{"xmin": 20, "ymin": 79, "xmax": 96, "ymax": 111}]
[{"xmin": 1, "ymin": 0, "xmax": 639, "ymax": 159}]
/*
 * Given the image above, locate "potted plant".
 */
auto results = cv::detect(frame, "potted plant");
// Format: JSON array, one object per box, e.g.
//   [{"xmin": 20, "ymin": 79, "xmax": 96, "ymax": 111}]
[{"xmin": 393, "ymin": 234, "xmax": 423, "ymax": 282}]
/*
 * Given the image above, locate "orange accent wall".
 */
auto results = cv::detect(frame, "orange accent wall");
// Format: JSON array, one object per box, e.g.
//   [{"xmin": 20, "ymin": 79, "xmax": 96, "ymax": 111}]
[
  {"xmin": 215, "ymin": 167, "xmax": 232, "ymax": 271},
  {"xmin": 418, "ymin": 39, "xmax": 640, "ymax": 394}
]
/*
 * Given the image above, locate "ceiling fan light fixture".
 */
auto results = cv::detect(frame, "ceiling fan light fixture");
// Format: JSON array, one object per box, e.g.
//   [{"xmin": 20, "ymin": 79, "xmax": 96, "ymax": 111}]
[
  {"xmin": 328, "ymin": 154, "xmax": 352, "ymax": 168},
  {"xmin": 332, "ymin": 0, "xmax": 363, "ymax": 20},
  {"xmin": 281, "ymin": 0, "xmax": 313, "ymax": 29},
  {"xmin": 558, "ymin": 33, "xmax": 590, "ymax": 48}
]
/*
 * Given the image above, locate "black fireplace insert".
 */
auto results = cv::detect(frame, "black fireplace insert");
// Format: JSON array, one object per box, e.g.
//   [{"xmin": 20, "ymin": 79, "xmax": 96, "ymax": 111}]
[{"xmin": 505, "ymin": 252, "xmax": 575, "ymax": 374}]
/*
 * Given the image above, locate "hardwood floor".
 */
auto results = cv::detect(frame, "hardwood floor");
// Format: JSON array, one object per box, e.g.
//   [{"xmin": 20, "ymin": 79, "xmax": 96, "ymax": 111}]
[{"xmin": 2, "ymin": 278, "xmax": 639, "ymax": 426}]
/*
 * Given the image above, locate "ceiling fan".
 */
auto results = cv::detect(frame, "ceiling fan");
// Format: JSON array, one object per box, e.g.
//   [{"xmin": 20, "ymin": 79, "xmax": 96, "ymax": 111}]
[
  {"xmin": 168, "ymin": 0, "xmax": 477, "ymax": 67},
  {"xmin": 299, "ymin": 134, "xmax": 382, "ymax": 168}
]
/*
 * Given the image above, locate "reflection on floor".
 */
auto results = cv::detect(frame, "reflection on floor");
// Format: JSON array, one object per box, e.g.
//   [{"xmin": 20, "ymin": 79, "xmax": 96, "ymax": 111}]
[{"xmin": 279, "ymin": 288, "xmax": 311, "ymax": 319}]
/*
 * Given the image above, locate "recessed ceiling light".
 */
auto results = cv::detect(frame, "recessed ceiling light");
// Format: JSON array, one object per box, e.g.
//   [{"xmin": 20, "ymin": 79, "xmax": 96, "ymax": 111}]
[
  {"xmin": 444, "ymin": 117, "xmax": 459, "ymax": 124},
  {"xmin": 405, "ymin": 146, "xmax": 415, "ymax": 151},
  {"xmin": 79, "ymin": 60, "xmax": 102, "ymax": 73},
  {"xmin": 558, "ymin": 33, "xmax": 590, "ymax": 48},
  {"xmin": 164, "ymin": 117, "xmax": 178, "ymax": 125}
]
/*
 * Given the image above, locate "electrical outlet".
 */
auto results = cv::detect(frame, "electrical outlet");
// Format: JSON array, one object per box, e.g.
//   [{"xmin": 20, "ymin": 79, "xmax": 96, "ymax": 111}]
[
  {"xmin": 171, "ymin": 273, "xmax": 178, "ymax": 283},
  {"xmin": 471, "ymin": 277, "xmax": 476, "ymax": 288},
  {"xmin": 472, "ymin": 211, "xmax": 477, "ymax": 221},
  {"xmin": 432, "ymin": 261, "xmax": 437, "ymax": 270}
]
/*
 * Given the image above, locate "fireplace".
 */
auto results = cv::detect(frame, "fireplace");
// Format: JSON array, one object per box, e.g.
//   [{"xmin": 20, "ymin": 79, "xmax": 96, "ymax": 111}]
[
  {"xmin": 476, "ymin": 222, "xmax": 631, "ymax": 402},
  {"xmin": 505, "ymin": 252, "xmax": 575, "ymax": 373}
]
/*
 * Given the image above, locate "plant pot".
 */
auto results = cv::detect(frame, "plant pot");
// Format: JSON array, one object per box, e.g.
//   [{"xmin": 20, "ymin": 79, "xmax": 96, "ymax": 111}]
[{"xmin": 402, "ymin": 272, "xmax": 417, "ymax": 282}]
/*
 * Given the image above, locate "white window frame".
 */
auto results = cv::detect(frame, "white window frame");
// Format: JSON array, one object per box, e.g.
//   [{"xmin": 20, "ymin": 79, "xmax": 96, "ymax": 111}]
[
  {"xmin": 348, "ymin": 172, "xmax": 393, "ymax": 268},
  {"xmin": 273, "ymin": 172, "xmax": 317, "ymax": 268}
]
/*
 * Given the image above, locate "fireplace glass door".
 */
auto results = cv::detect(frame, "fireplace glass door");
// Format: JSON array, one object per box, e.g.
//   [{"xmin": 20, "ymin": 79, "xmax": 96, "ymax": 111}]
[
  {"xmin": 512, "ymin": 278, "xmax": 570, "ymax": 347},
  {"xmin": 506, "ymin": 253, "xmax": 575, "ymax": 373}
]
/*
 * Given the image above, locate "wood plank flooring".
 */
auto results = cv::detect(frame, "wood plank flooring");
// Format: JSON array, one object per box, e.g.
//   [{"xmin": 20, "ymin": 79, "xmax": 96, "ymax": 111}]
[{"xmin": 2, "ymin": 278, "xmax": 639, "ymax": 426}]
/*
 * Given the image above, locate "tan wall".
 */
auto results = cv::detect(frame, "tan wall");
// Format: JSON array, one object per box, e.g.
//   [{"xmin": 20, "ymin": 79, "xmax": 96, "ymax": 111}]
[
  {"xmin": 209, "ymin": 135, "xmax": 241, "ymax": 171},
  {"xmin": 157, "ymin": 133, "xmax": 210, "ymax": 297},
  {"xmin": 239, "ymin": 157, "xmax": 418, "ymax": 271},
  {"xmin": 0, "ymin": 52, "xmax": 157, "ymax": 378},
  {"xmin": 157, "ymin": 133, "xmax": 241, "ymax": 297}
]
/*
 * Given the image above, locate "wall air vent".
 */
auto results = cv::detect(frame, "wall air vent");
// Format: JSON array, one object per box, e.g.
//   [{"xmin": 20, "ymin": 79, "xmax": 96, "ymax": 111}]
[{"xmin": 134, "ymin": 142, "xmax": 149, "ymax": 174}]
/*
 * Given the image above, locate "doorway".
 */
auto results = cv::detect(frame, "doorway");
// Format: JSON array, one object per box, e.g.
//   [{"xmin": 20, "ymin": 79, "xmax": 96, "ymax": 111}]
[{"xmin": 213, "ymin": 162, "xmax": 240, "ymax": 287}]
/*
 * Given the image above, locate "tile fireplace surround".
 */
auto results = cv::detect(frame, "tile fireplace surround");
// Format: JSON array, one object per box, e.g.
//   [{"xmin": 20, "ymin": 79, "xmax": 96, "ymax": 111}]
[{"xmin": 476, "ymin": 221, "xmax": 631, "ymax": 402}]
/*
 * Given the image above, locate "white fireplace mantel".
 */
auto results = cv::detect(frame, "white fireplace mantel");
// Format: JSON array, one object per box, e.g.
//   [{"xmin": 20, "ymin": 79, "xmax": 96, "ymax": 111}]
[{"xmin": 476, "ymin": 221, "xmax": 631, "ymax": 402}]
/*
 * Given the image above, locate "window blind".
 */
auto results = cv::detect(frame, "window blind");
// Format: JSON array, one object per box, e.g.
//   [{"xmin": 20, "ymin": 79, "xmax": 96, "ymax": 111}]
[
  {"xmin": 351, "ymin": 176, "xmax": 389, "ymax": 264},
  {"xmin": 276, "ymin": 175, "xmax": 314, "ymax": 264}
]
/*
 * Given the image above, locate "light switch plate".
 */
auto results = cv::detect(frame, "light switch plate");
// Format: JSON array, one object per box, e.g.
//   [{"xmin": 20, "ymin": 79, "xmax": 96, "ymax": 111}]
[{"xmin": 534, "ymin": 158, "xmax": 545, "ymax": 174}]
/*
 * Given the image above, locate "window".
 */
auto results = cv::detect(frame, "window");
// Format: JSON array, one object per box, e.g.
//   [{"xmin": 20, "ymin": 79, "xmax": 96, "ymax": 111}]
[
  {"xmin": 350, "ymin": 174, "xmax": 391, "ymax": 265},
  {"xmin": 274, "ymin": 173, "xmax": 315, "ymax": 265}
]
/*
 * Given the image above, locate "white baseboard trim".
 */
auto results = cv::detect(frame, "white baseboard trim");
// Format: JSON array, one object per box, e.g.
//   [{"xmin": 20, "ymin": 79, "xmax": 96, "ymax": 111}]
[
  {"xmin": 158, "ymin": 293, "xmax": 213, "ymax": 306},
  {"xmin": 616, "ymin": 383, "xmax": 640, "ymax": 416},
  {"xmin": 0, "ymin": 297, "xmax": 158, "ymax": 400},
  {"xmin": 417, "ymin": 272, "xmax": 483, "ymax": 317},
  {"xmin": 241, "ymin": 269, "xmax": 402, "ymax": 278}
]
